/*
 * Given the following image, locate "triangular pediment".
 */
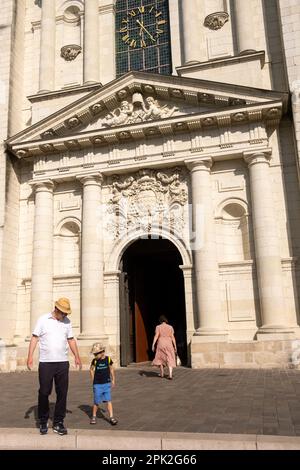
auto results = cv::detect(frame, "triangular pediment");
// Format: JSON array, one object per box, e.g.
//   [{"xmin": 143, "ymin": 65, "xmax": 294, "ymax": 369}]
[{"xmin": 7, "ymin": 71, "xmax": 288, "ymax": 158}]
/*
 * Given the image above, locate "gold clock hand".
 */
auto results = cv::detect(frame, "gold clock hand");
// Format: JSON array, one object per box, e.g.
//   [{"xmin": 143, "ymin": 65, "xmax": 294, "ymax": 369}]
[{"xmin": 136, "ymin": 19, "xmax": 155, "ymax": 42}]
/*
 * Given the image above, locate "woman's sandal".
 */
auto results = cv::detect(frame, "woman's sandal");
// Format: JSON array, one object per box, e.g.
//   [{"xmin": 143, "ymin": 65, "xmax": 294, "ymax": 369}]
[{"xmin": 109, "ymin": 417, "xmax": 118, "ymax": 425}]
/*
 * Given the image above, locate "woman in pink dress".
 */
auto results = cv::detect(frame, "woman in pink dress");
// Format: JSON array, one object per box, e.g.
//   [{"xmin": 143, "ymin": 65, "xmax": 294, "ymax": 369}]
[{"xmin": 152, "ymin": 316, "xmax": 177, "ymax": 380}]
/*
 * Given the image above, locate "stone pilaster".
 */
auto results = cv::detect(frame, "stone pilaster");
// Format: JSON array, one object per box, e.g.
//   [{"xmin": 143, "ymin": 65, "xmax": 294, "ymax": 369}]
[
  {"xmin": 233, "ymin": 0, "xmax": 270, "ymax": 64},
  {"xmin": 39, "ymin": 0, "xmax": 56, "ymax": 92},
  {"xmin": 77, "ymin": 173, "xmax": 104, "ymax": 339},
  {"xmin": 83, "ymin": 0, "xmax": 100, "ymax": 84},
  {"xmin": 30, "ymin": 180, "xmax": 54, "ymax": 332},
  {"xmin": 181, "ymin": 0, "xmax": 206, "ymax": 64},
  {"xmin": 99, "ymin": 1, "xmax": 116, "ymax": 83},
  {"xmin": 186, "ymin": 159, "xmax": 227, "ymax": 338},
  {"xmin": 244, "ymin": 151, "xmax": 295, "ymax": 334}
]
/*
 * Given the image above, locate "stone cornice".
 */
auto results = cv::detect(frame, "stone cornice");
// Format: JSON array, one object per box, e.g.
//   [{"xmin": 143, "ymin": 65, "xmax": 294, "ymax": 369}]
[
  {"xmin": 8, "ymin": 72, "xmax": 288, "ymax": 149},
  {"xmin": 27, "ymin": 83, "xmax": 103, "ymax": 103},
  {"xmin": 27, "ymin": 143, "xmax": 272, "ymax": 185},
  {"xmin": 9, "ymin": 101, "xmax": 282, "ymax": 159},
  {"xmin": 176, "ymin": 51, "xmax": 266, "ymax": 76}
]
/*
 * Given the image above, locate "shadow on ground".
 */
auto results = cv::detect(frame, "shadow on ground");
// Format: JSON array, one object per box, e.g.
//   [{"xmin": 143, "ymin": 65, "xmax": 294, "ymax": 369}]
[{"xmin": 24, "ymin": 403, "xmax": 72, "ymax": 427}]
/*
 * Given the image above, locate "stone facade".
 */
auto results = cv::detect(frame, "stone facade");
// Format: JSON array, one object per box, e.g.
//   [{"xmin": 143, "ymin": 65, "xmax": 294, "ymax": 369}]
[{"xmin": 1, "ymin": 0, "xmax": 300, "ymax": 371}]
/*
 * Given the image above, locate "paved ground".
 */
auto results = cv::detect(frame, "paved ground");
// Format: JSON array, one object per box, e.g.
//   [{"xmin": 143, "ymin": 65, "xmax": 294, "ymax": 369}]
[{"xmin": 1, "ymin": 366, "xmax": 300, "ymax": 436}]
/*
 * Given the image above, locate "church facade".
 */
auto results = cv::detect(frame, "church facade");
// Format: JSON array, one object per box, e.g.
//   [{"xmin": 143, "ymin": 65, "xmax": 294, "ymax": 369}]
[{"xmin": 1, "ymin": 0, "xmax": 300, "ymax": 370}]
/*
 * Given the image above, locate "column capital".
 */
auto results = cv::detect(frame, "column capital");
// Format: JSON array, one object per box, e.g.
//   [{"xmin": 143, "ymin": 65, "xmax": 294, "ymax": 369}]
[
  {"xmin": 29, "ymin": 179, "xmax": 55, "ymax": 193},
  {"xmin": 243, "ymin": 149, "xmax": 272, "ymax": 167},
  {"xmin": 185, "ymin": 158, "xmax": 213, "ymax": 172},
  {"xmin": 77, "ymin": 173, "xmax": 103, "ymax": 186}
]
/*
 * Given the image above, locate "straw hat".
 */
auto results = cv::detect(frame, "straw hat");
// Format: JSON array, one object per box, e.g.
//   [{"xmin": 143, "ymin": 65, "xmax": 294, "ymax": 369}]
[
  {"xmin": 55, "ymin": 297, "xmax": 72, "ymax": 315},
  {"xmin": 91, "ymin": 343, "xmax": 105, "ymax": 354}
]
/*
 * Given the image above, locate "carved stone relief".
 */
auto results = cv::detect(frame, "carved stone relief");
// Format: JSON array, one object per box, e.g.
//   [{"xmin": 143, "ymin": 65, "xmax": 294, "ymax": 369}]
[
  {"xmin": 204, "ymin": 12, "xmax": 229, "ymax": 30},
  {"xmin": 100, "ymin": 93, "xmax": 178, "ymax": 128},
  {"xmin": 60, "ymin": 44, "xmax": 82, "ymax": 61},
  {"xmin": 105, "ymin": 168, "xmax": 188, "ymax": 239}
]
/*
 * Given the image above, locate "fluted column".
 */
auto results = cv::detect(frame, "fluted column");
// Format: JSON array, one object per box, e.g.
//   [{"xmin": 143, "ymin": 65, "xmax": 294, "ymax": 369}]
[
  {"xmin": 39, "ymin": 0, "xmax": 56, "ymax": 92},
  {"xmin": 78, "ymin": 174, "xmax": 104, "ymax": 337},
  {"xmin": 244, "ymin": 151, "xmax": 293, "ymax": 333},
  {"xmin": 84, "ymin": 0, "xmax": 100, "ymax": 84},
  {"xmin": 181, "ymin": 0, "xmax": 206, "ymax": 64},
  {"xmin": 187, "ymin": 159, "xmax": 226, "ymax": 336},
  {"xmin": 30, "ymin": 180, "xmax": 54, "ymax": 331}
]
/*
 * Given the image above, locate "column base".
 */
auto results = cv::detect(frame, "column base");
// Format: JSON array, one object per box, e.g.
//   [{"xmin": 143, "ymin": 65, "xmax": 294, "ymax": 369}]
[
  {"xmin": 38, "ymin": 88, "xmax": 52, "ymax": 94},
  {"xmin": 190, "ymin": 335, "xmax": 300, "ymax": 369},
  {"xmin": 183, "ymin": 60, "xmax": 201, "ymax": 66},
  {"xmin": 256, "ymin": 325, "xmax": 299, "ymax": 341},
  {"xmin": 238, "ymin": 49, "xmax": 257, "ymax": 56},
  {"xmin": 194, "ymin": 328, "xmax": 228, "ymax": 342},
  {"xmin": 77, "ymin": 334, "xmax": 108, "ymax": 342},
  {"xmin": 83, "ymin": 80, "xmax": 100, "ymax": 86},
  {"xmin": 76, "ymin": 335, "xmax": 109, "ymax": 368}
]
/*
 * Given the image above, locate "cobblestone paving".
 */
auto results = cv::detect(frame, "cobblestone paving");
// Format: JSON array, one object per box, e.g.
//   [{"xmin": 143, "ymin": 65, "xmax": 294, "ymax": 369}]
[{"xmin": 1, "ymin": 367, "xmax": 300, "ymax": 435}]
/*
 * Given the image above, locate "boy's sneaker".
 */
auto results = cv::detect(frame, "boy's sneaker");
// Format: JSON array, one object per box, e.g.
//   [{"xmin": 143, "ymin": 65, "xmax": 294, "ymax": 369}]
[
  {"xmin": 90, "ymin": 416, "xmax": 97, "ymax": 424},
  {"xmin": 109, "ymin": 417, "xmax": 118, "ymax": 425},
  {"xmin": 39, "ymin": 422, "xmax": 48, "ymax": 435},
  {"xmin": 53, "ymin": 422, "xmax": 68, "ymax": 435}
]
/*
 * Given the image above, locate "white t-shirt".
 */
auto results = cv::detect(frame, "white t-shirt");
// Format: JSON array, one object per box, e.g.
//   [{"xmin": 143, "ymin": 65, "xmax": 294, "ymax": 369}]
[{"xmin": 33, "ymin": 313, "xmax": 74, "ymax": 362}]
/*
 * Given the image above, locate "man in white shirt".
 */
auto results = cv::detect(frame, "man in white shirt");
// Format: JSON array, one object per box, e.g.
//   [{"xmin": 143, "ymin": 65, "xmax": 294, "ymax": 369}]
[{"xmin": 27, "ymin": 297, "xmax": 82, "ymax": 435}]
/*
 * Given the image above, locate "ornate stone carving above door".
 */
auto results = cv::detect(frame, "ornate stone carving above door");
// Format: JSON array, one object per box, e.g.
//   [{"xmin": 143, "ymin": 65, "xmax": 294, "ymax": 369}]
[{"xmin": 106, "ymin": 167, "xmax": 188, "ymax": 239}]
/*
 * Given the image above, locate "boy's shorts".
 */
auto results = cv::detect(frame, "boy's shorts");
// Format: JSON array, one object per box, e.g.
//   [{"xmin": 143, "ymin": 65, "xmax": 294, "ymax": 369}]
[{"xmin": 93, "ymin": 383, "xmax": 111, "ymax": 404}]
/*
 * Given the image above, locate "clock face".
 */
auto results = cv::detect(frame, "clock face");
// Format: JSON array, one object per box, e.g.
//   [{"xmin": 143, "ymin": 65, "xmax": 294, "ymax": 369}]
[{"xmin": 118, "ymin": 4, "xmax": 167, "ymax": 49}]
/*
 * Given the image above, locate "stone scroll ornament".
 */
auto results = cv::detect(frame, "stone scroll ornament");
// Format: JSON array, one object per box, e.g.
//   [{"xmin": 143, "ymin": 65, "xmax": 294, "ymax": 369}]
[
  {"xmin": 101, "ymin": 93, "xmax": 178, "ymax": 128},
  {"xmin": 105, "ymin": 168, "xmax": 188, "ymax": 238}
]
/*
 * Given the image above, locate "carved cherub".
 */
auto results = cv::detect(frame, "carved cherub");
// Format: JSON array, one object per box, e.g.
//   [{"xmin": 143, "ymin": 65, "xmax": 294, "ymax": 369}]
[
  {"xmin": 104, "ymin": 100, "xmax": 133, "ymax": 127},
  {"xmin": 143, "ymin": 96, "xmax": 178, "ymax": 120}
]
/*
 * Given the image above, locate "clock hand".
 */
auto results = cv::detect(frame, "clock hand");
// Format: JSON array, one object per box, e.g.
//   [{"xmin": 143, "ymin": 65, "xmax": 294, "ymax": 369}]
[{"xmin": 136, "ymin": 19, "xmax": 155, "ymax": 42}]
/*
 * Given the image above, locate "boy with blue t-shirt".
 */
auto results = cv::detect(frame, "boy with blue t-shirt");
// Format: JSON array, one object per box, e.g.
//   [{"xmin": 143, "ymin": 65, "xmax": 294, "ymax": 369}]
[{"xmin": 90, "ymin": 343, "xmax": 118, "ymax": 425}]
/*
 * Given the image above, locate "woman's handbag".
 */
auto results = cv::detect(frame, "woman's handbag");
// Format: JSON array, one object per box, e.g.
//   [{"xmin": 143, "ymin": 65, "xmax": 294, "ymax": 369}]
[{"xmin": 176, "ymin": 352, "xmax": 181, "ymax": 366}]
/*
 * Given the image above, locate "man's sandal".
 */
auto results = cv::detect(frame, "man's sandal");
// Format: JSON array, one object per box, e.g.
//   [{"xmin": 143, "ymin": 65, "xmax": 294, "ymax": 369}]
[{"xmin": 109, "ymin": 417, "xmax": 118, "ymax": 425}]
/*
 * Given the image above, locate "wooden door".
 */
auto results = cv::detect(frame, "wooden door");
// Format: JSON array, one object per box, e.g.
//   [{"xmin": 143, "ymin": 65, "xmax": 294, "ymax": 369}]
[
  {"xmin": 119, "ymin": 272, "xmax": 131, "ymax": 366},
  {"xmin": 134, "ymin": 265, "xmax": 149, "ymax": 362}
]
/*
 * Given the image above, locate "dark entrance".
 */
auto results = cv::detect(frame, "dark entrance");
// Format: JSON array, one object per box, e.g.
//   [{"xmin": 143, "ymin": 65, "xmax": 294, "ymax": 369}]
[{"xmin": 119, "ymin": 237, "xmax": 187, "ymax": 366}]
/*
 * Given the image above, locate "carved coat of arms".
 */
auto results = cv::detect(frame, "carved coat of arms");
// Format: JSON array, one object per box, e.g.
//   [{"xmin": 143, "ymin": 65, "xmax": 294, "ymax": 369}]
[{"xmin": 105, "ymin": 168, "xmax": 188, "ymax": 238}]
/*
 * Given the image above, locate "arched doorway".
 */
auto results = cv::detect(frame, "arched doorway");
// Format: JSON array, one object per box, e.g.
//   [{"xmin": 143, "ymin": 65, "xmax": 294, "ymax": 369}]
[{"xmin": 119, "ymin": 237, "xmax": 187, "ymax": 366}]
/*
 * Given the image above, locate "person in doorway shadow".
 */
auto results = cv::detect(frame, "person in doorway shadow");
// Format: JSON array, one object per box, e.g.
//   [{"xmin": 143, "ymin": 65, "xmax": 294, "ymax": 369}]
[{"xmin": 152, "ymin": 315, "xmax": 177, "ymax": 380}]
